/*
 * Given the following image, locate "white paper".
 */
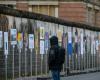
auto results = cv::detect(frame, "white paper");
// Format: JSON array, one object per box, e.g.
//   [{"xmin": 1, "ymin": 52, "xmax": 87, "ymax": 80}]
[
  {"xmin": 29, "ymin": 34, "xmax": 34, "ymax": 49},
  {"xmin": 0, "ymin": 31, "xmax": 3, "ymax": 48},
  {"xmin": 96, "ymin": 40, "xmax": 99, "ymax": 50},
  {"xmin": 40, "ymin": 27, "xmax": 45, "ymax": 39},
  {"xmin": 40, "ymin": 40, "xmax": 44, "ymax": 54},
  {"xmin": 93, "ymin": 40, "xmax": 96, "ymax": 54},
  {"xmin": 81, "ymin": 32, "xmax": 83, "ymax": 54},
  {"xmin": 4, "ymin": 32, "xmax": 8, "ymax": 56},
  {"xmin": 11, "ymin": 29, "xmax": 17, "ymax": 45},
  {"xmin": 68, "ymin": 32, "xmax": 72, "ymax": 43},
  {"xmin": 17, "ymin": 33, "xmax": 23, "ymax": 49},
  {"xmin": 91, "ymin": 35, "xmax": 94, "ymax": 54}
]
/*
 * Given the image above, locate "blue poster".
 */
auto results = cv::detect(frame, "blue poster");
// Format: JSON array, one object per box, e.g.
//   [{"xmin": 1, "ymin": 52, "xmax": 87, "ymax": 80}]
[
  {"xmin": 11, "ymin": 29, "xmax": 17, "ymax": 45},
  {"xmin": 67, "ymin": 43, "xmax": 73, "ymax": 56},
  {"xmin": 67, "ymin": 31, "xmax": 73, "ymax": 55},
  {"xmin": 45, "ymin": 32, "xmax": 49, "ymax": 50},
  {"xmin": 4, "ymin": 32, "xmax": 8, "ymax": 56}
]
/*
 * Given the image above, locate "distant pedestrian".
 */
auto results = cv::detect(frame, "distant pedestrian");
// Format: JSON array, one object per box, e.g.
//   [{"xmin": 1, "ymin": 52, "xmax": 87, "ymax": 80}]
[{"xmin": 48, "ymin": 36, "xmax": 65, "ymax": 80}]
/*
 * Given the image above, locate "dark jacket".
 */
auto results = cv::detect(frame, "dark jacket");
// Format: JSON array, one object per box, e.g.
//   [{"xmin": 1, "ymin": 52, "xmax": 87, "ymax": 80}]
[{"xmin": 48, "ymin": 36, "xmax": 65, "ymax": 71}]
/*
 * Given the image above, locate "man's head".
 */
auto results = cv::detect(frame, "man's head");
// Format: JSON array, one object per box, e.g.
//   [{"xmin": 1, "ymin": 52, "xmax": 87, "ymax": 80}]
[{"xmin": 50, "ymin": 36, "xmax": 58, "ymax": 46}]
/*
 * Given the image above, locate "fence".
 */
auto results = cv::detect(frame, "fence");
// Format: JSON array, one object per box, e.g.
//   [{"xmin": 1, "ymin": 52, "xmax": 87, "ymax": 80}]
[{"xmin": 0, "ymin": 5, "xmax": 100, "ymax": 80}]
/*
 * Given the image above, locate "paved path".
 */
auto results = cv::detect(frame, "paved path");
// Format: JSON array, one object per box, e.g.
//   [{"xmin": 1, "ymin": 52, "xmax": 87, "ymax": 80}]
[
  {"xmin": 15, "ymin": 72, "xmax": 100, "ymax": 80},
  {"xmin": 61, "ymin": 72, "xmax": 100, "ymax": 80}
]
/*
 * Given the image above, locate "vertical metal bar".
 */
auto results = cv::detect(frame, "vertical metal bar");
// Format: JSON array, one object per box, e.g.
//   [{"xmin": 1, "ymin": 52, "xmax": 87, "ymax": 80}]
[
  {"xmin": 84, "ymin": 40, "xmax": 86, "ymax": 71},
  {"xmin": 69, "ymin": 55, "xmax": 70, "ymax": 73},
  {"xmin": 35, "ymin": 50, "xmax": 37, "ymax": 76},
  {"xmin": 12, "ymin": 46, "xmax": 14, "ymax": 80},
  {"xmin": 25, "ymin": 48, "xmax": 27, "ymax": 76},
  {"xmin": 93, "ymin": 32, "xmax": 95, "ymax": 70},
  {"xmin": 92, "ymin": 32, "xmax": 94, "ymax": 70},
  {"xmin": 80, "ymin": 53, "xmax": 82, "ymax": 71},
  {"xmin": 97, "ymin": 51, "xmax": 98, "ymax": 70},
  {"xmin": 19, "ymin": 49, "xmax": 21, "ymax": 78},
  {"xmin": 5, "ymin": 56, "xmax": 7, "ymax": 80},
  {"xmin": 72, "ymin": 28, "xmax": 74, "ymax": 72},
  {"xmin": 92, "ymin": 52, "xmax": 94, "ymax": 70},
  {"xmin": 30, "ymin": 49, "xmax": 32, "ymax": 77},
  {"xmin": 86, "ymin": 33, "xmax": 88, "ymax": 72},
  {"xmin": 94, "ymin": 34, "xmax": 96, "ymax": 70},
  {"xmin": 41, "ymin": 54, "xmax": 43, "ymax": 76},
  {"xmin": 46, "ymin": 50, "xmax": 48, "ymax": 75},
  {"xmin": 83, "ymin": 45, "xmax": 85, "ymax": 71},
  {"xmin": 92, "ymin": 40, "xmax": 94, "ymax": 70},
  {"xmin": 88, "ymin": 32, "xmax": 90, "ymax": 70},
  {"xmin": 41, "ymin": 54, "xmax": 42, "ymax": 76},
  {"xmin": 84, "ymin": 32, "xmax": 86, "ymax": 71},
  {"xmin": 72, "ymin": 53, "xmax": 74, "ymax": 72}
]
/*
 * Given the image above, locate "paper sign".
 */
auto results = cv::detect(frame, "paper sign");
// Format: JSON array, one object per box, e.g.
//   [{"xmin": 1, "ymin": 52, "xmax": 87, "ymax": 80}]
[
  {"xmin": 4, "ymin": 32, "xmax": 8, "ymax": 55},
  {"xmin": 29, "ymin": 34, "xmax": 34, "ymax": 49},
  {"xmin": 91, "ymin": 35, "xmax": 94, "ymax": 54},
  {"xmin": 0, "ymin": 31, "xmax": 3, "ymax": 48},
  {"xmin": 62, "ymin": 33, "xmax": 66, "ymax": 48},
  {"xmin": 40, "ymin": 40, "xmax": 44, "ymax": 54},
  {"xmin": 45, "ymin": 32, "xmax": 49, "ymax": 50},
  {"xmin": 57, "ymin": 30, "xmax": 62, "ymax": 42},
  {"xmin": 93, "ymin": 40, "xmax": 96, "ymax": 54},
  {"xmin": 40, "ymin": 27, "xmax": 44, "ymax": 39},
  {"xmin": 11, "ymin": 29, "xmax": 17, "ymax": 45},
  {"xmin": 17, "ymin": 33, "xmax": 23, "ymax": 48},
  {"xmin": 24, "ymin": 33, "xmax": 28, "ymax": 48},
  {"xmin": 68, "ymin": 32, "xmax": 72, "ymax": 43},
  {"xmin": 96, "ymin": 40, "xmax": 99, "ymax": 50},
  {"xmin": 81, "ymin": 32, "xmax": 83, "ymax": 54},
  {"xmin": 67, "ymin": 43, "xmax": 73, "ymax": 55}
]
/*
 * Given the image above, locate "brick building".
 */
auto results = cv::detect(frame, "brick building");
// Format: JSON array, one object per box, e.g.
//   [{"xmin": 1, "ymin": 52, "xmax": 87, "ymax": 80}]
[
  {"xmin": 0, "ymin": 0, "xmax": 100, "ymax": 27},
  {"xmin": 0, "ymin": 0, "xmax": 100, "ymax": 79}
]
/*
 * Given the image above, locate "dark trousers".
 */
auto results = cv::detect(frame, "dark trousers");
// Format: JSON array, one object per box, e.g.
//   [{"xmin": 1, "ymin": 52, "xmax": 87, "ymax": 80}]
[{"xmin": 51, "ymin": 70, "xmax": 60, "ymax": 80}]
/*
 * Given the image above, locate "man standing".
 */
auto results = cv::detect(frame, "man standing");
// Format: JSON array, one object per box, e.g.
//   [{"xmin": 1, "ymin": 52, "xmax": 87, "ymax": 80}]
[{"xmin": 48, "ymin": 36, "xmax": 65, "ymax": 80}]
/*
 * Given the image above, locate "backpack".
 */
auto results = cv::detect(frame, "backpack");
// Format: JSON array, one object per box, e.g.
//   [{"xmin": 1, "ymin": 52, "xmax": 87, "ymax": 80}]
[
  {"xmin": 48, "ymin": 46, "xmax": 65, "ymax": 66},
  {"xmin": 58, "ymin": 47, "xmax": 65, "ymax": 65}
]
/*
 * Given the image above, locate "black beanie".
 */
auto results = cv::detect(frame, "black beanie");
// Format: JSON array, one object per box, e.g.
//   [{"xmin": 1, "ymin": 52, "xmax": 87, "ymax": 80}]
[{"xmin": 50, "ymin": 36, "xmax": 58, "ymax": 46}]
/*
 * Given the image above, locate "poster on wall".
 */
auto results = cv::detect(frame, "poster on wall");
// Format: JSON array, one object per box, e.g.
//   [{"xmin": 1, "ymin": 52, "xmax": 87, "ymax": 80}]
[
  {"xmin": 74, "ymin": 29, "xmax": 78, "ymax": 54},
  {"xmin": 0, "ymin": 31, "xmax": 3, "ymax": 48},
  {"xmin": 40, "ymin": 27, "xmax": 45, "ymax": 39},
  {"xmin": 4, "ymin": 32, "xmax": 8, "ymax": 56},
  {"xmin": 40, "ymin": 40, "xmax": 44, "ymax": 54},
  {"xmin": 57, "ymin": 30, "xmax": 62, "ymax": 42},
  {"xmin": 7, "ymin": 16, "xmax": 14, "ymax": 29},
  {"xmin": 34, "ymin": 28, "xmax": 39, "ymax": 53},
  {"xmin": 24, "ymin": 33, "xmax": 28, "ymax": 48},
  {"xmin": 68, "ymin": 32, "xmax": 72, "ymax": 43},
  {"xmin": 11, "ymin": 29, "xmax": 17, "ymax": 45},
  {"xmin": 15, "ymin": 17, "xmax": 21, "ymax": 32},
  {"xmin": 96, "ymin": 40, "xmax": 99, "ymax": 51},
  {"xmin": 29, "ymin": 34, "xmax": 34, "ymax": 49},
  {"xmin": 45, "ymin": 32, "xmax": 49, "ymax": 50},
  {"xmin": 91, "ymin": 32, "xmax": 94, "ymax": 54},
  {"xmin": 80, "ymin": 30, "xmax": 83, "ymax": 54},
  {"xmin": 62, "ymin": 33, "xmax": 66, "ymax": 49},
  {"xmin": 67, "ymin": 31, "xmax": 73, "ymax": 56},
  {"xmin": 17, "ymin": 33, "xmax": 23, "ymax": 49}
]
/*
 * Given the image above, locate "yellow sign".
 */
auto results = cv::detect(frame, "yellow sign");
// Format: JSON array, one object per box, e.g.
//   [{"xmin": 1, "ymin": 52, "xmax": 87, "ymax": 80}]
[
  {"xmin": 17, "ymin": 33, "xmax": 22, "ymax": 42},
  {"xmin": 40, "ymin": 27, "xmax": 44, "ymax": 39},
  {"xmin": 57, "ymin": 30, "xmax": 62, "ymax": 42}
]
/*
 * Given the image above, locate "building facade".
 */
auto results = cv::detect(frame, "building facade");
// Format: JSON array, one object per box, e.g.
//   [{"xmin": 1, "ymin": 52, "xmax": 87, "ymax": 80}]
[
  {"xmin": 0, "ymin": 1, "xmax": 100, "ymax": 79},
  {"xmin": 0, "ymin": 0, "xmax": 100, "ymax": 27}
]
